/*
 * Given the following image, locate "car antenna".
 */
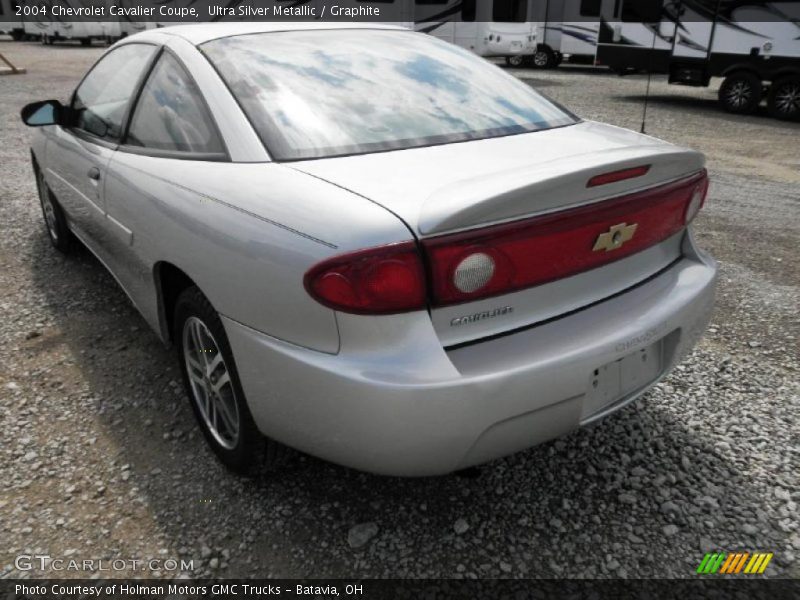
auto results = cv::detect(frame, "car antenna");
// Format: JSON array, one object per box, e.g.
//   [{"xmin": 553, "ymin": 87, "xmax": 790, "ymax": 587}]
[{"xmin": 640, "ymin": 21, "xmax": 658, "ymax": 134}]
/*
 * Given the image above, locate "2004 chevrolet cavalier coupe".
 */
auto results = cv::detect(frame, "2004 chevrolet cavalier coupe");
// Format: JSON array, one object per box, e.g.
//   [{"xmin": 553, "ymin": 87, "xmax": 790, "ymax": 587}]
[{"xmin": 22, "ymin": 23, "xmax": 717, "ymax": 476}]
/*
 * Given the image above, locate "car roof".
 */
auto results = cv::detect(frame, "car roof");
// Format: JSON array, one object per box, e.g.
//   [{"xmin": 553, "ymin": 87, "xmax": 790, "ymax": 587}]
[{"xmin": 136, "ymin": 22, "xmax": 407, "ymax": 46}]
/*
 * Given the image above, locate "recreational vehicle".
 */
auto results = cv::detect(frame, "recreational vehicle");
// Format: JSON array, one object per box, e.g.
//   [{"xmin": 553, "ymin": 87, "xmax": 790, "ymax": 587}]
[
  {"xmin": 526, "ymin": 0, "xmax": 606, "ymax": 68},
  {"xmin": 414, "ymin": 0, "xmax": 537, "ymax": 60},
  {"xmin": 112, "ymin": 0, "xmax": 152, "ymax": 37},
  {"xmin": 0, "ymin": 0, "xmax": 24, "ymax": 40},
  {"xmin": 597, "ymin": 0, "xmax": 800, "ymax": 120},
  {"xmin": 114, "ymin": 0, "xmax": 158, "ymax": 37},
  {"xmin": 208, "ymin": 0, "xmax": 414, "ymax": 28},
  {"xmin": 21, "ymin": 0, "xmax": 121, "ymax": 45}
]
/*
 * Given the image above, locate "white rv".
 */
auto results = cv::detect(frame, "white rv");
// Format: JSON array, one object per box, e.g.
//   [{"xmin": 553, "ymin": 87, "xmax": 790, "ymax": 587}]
[
  {"xmin": 195, "ymin": 0, "xmax": 532, "ymax": 59},
  {"xmin": 526, "ymin": 0, "xmax": 606, "ymax": 68},
  {"xmin": 22, "ymin": 0, "xmax": 120, "ymax": 45},
  {"xmin": 597, "ymin": 0, "xmax": 800, "ymax": 120},
  {"xmin": 114, "ymin": 0, "xmax": 157, "ymax": 38},
  {"xmin": 414, "ymin": 0, "xmax": 537, "ymax": 60},
  {"xmin": 118, "ymin": 18, "xmax": 156, "ymax": 38},
  {"xmin": 207, "ymin": 0, "xmax": 413, "ymax": 28},
  {"xmin": 0, "ymin": 0, "xmax": 25, "ymax": 40}
]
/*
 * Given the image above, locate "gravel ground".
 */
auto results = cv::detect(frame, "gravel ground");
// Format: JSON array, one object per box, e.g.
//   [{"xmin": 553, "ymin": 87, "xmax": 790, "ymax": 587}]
[{"xmin": 1, "ymin": 39, "xmax": 798, "ymax": 580}]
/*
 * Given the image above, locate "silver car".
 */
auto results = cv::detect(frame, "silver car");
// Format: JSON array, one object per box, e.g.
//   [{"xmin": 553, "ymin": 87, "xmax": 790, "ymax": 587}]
[{"xmin": 21, "ymin": 23, "xmax": 717, "ymax": 476}]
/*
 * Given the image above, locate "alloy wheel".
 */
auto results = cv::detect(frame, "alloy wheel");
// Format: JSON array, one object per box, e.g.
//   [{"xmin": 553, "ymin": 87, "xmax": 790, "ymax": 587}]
[
  {"xmin": 182, "ymin": 316, "xmax": 240, "ymax": 450},
  {"xmin": 533, "ymin": 51, "xmax": 549, "ymax": 67},
  {"xmin": 774, "ymin": 81, "xmax": 800, "ymax": 116},
  {"xmin": 724, "ymin": 80, "xmax": 753, "ymax": 109}
]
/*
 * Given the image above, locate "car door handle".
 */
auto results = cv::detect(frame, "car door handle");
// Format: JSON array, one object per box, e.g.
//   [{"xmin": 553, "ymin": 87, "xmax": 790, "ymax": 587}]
[{"xmin": 87, "ymin": 167, "xmax": 101, "ymax": 181}]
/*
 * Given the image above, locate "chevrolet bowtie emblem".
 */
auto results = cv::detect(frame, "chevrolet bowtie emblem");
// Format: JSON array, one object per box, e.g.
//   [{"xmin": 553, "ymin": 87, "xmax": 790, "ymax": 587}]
[{"xmin": 593, "ymin": 222, "xmax": 638, "ymax": 252}]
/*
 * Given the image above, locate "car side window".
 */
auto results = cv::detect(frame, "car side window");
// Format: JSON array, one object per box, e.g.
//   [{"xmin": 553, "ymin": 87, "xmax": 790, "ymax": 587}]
[
  {"xmin": 125, "ymin": 52, "xmax": 225, "ymax": 155},
  {"xmin": 71, "ymin": 44, "xmax": 156, "ymax": 141}
]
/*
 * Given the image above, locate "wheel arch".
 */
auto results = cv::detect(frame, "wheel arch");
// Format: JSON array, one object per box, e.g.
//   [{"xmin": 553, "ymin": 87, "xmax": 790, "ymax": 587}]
[
  {"xmin": 153, "ymin": 261, "xmax": 200, "ymax": 346},
  {"xmin": 720, "ymin": 64, "xmax": 764, "ymax": 80},
  {"xmin": 770, "ymin": 68, "xmax": 800, "ymax": 83}
]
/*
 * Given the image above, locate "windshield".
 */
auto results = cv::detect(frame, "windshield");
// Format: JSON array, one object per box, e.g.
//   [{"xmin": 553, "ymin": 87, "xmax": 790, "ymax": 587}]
[{"xmin": 202, "ymin": 29, "xmax": 578, "ymax": 161}]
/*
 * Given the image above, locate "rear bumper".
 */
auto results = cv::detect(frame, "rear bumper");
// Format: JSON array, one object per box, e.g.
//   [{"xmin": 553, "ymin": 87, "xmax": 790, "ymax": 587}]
[
  {"xmin": 224, "ymin": 235, "xmax": 717, "ymax": 476},
  {"xmin": 486, "ymin": 39, "xmax": 537, "ymax": 56}
]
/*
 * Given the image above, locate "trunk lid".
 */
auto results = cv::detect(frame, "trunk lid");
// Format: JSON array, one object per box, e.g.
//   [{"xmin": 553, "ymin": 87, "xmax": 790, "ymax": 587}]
[{"xmin": 292, "ymin": 121, "xmax": 705, "ymax": 346}]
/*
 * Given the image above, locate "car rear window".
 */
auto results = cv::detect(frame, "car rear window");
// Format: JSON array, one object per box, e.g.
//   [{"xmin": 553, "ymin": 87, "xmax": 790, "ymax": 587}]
[{"xmin": 201, "ymin": 29, "xmax": 577, "ymax": 161}]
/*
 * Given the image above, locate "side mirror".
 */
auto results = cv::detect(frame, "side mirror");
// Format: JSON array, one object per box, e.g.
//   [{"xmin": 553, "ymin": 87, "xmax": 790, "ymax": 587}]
[{"xmin": 21, "ymin": 100, "xmax": 65, "ymax": 127}]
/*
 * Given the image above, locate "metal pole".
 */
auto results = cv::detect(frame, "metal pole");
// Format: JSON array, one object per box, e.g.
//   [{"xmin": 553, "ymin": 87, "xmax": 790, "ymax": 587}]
[{"xmin": 0, "ymin": 52, "xmax": 26, "ymax": 75}]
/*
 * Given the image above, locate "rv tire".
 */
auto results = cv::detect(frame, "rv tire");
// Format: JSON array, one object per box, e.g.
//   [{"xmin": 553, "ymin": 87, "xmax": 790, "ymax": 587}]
[
  {"xmin": 505, "ymin": 55, "xmax": 526, "ymax": 68},
  {"xmin": 718, "ymin": 71, "xmax": 762, "ymax": 114},
  {"xmin": 767, "ymin": 76, "xmax": 800, "ymax": 121},
  {"xmin": 531, "ymin": 46, "xmax": 556, "ymax": 69}
]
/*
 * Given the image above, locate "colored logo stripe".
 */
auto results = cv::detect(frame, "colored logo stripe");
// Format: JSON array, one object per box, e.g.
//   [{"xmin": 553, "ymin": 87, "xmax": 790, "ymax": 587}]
[
  {"xmin": 745, "ymin": 553, "xmax": 773, "ymax": 574},
  {"xmin": 719, "ymin": 552, "xmax": 750, "ymax": 574},
  {"xmin": 697, "ymin": 553, "xmax": 726, "ymax": 574},
  {"xmin": 718, "ymin": 553, "xmax": 736, "ymax": 573},
  {"xmin": 697, "ymin": 552, "xmax": 773, "ymax": 575}
]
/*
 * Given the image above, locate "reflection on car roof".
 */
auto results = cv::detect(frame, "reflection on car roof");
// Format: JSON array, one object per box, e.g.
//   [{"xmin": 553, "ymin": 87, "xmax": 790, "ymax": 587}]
[{"xmin": 142, "ymin": 22, "xmax": 407, "ymax": 46}]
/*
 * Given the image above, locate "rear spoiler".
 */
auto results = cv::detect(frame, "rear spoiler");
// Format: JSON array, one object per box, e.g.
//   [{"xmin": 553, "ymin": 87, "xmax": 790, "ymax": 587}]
[{"xmin": 418, "ymin": 144, "xmax": 705, "ymax": 236}]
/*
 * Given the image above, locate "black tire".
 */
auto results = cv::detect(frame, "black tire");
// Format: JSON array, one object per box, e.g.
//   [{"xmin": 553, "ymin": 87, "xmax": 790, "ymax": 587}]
[
  {"xmin": 718, "ymin": 71, "xmax": 762, "ymax": 114},
  {"xmin": 34, "ymin": 164, "xmax": 72, "ymax": 253},
  {"xmin": 11, "ymin": 30, "xmax": 24, "ymax": 42},
  {"xmin": 530, "ymin": 46, "xmax": 556, "ymax": 69},
  {"xmin": 505, "ymin": 55, "xmax": 525, "ymax": 68},
  {"xmin": 80, "ymin": 38, "xmax": 91, "ymax": 47},
  {"xmin": 174, "ymin": 286, "xmax": 289, "ymax": 475},
  {"xmin": 767, "ymin": 76, "xmax": 800, "ymax": 121}
]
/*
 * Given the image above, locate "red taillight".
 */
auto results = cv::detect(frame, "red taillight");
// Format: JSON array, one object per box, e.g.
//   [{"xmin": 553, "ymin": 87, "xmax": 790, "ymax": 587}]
[
  {"xmin": 684, "ymin": 173, "xmax": 709, "ymax": 224},
  {"xmin": 305, "ymin": 171, "xmax": 708, "ymax": 314},
  {"xmin": 424, "ymin": 170, "xmax": 708, "ymax": 306},
  {"xmin": 304, "ymin": 241, "xmax": 426, "ymax": 315},
  {"xmin": 587, "ymin": 165, "xmax": 651, "ymax": 187}
]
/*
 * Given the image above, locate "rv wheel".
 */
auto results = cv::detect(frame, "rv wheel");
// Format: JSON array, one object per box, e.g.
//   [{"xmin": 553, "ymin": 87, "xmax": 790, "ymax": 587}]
[
  {"xmin": 767, "ymin": 76, "xmax": 800, "ymax": 121},
  {"xmin": 718, "ymin": 72, "xmax": 762, "ymax": 114},
  {"xmin": 505, "ymin": 55, "xmax": 525, "ymax": 68},
  {"xmin": 531, "ymin": 47, "xmax": 556, "ymax": 69},
  {"xmin": 80, "ymin": 38, "xmax": 91, "ymax": 47}
]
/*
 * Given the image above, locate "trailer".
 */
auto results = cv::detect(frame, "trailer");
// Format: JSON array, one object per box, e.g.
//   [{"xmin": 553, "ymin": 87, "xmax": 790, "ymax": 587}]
[
  {"xmin": 596, "ymin": 0, "xmax": 800, "ymax": 120},
  {"xmin": 524, "ymin": 0, "xmax": 610, "ymax": 68},
  {"xmin": 414, "ymin": 0, "xmax": 537, "ymax": 60},
  {"xmin": 28, "ymin": 19, "xmax": 119, "ymax": 46},
  {"xmin": 0, "ymin": 0, "xmax": 25, "ymax": 40},
  {"xmin": 114, "ymin": 0, "xmax": 156, "ymax": 37},
  {"xmin": 212, "ymin": 0, "xmax": 413, "ymax": 29},
  {"xmin": 21, "ymin": 0, "xmax": 120, "ymax": 45}
]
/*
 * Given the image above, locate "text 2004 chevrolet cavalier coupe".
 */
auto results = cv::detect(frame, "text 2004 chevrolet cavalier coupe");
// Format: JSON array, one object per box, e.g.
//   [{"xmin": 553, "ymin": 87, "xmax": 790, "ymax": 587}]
[{"xmin": 22, "ymin": 23, "xmax": 716, "ymax": 476}]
